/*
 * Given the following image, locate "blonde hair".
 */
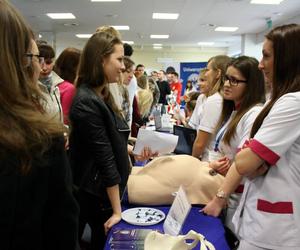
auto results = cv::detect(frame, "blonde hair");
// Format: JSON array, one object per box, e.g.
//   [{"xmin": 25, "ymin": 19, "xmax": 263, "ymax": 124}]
[
  {"xmin": 137, "ymin": 89, "xmax": 153, "ymax": 118},
  {"xmin": 95, "ymin": 25, "xmax": 121, "ymax": 39},
  {"xmin": 137, "ymin": 75, "xmax": 149, "ymax": 89},
  {"xmin": 207, "ymin": 55, "xmax": 231, "ymax": 96}
]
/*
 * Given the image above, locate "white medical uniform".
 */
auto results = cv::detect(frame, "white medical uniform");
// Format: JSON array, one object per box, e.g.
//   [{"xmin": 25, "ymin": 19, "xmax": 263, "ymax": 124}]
[
  {"xmin": 198, "ymin": 92, "xmax": 223, "ymax": 161},
  {"xmin": 233, "ymin": 92, "xmax": 300, "ymax": 249},
  {"xmin": 217, "ymin": 105, "xmax": 263, "ymax": 232},
  {"xmin": 188, "ymin": 94, "xmax": 207, "ymax": 129}
]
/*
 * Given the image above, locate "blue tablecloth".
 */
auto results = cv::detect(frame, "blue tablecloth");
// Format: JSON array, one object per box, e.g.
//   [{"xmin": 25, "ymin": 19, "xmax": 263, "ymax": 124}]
[{"xmin": 104, "ymin": 204, "xmax": 230, "ymax": 250}]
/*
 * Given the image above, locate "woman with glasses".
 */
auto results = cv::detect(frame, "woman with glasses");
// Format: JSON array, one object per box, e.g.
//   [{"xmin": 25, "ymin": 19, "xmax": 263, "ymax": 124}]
[
  {"xmin": 203, "ymin": 24, "xmax": 300, "ymax": 250},
  {"xmin": 192, "ymin": 55, "xmax": 231, "ymax": 161},
  {"xmin": 0, "ymin": 1, "xmax": 79, "ymax": 249},
  {"xmin": 204, "ymin": 56, "xmax": 265, "ymax": 232}
]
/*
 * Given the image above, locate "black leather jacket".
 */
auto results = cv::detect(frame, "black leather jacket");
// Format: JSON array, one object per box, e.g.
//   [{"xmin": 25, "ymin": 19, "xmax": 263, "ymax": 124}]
[{"xmin": 69, "ymin": 85, "xmax": 130, "ymax": 209}]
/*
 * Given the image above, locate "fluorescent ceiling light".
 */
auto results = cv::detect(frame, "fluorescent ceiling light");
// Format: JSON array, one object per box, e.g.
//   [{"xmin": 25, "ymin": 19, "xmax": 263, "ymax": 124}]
[
  {"xmin": 153, "ymin": 46, "xmax": 162, "ymax": 49},
  {"xmin": 91, "ymin": 0, "xmax": 121, "ymax": 1},
  {"xmin": 123, "ymin": 40, "xmax": 134, "ymax": 45},
  {"xmin": 251, "ymin": 0, "xmax": 284, "ymax": 4},
  {"xmin": 198, "ymin": 42, "xmax": 215, "ymax": 46},
  {"xmin": 152, "ymin": 13, "xmax": 179, "ymax": 20},
  {"xmin": 112, "ymin": 25, "xmax": 130, "ymax": 30},
  {"xmin": 76, "ymin": 34, "xmax": 92, "ymax": 38},
  {"xmin": 150, "ymin": 34, "xmax": 169, "ymax": 39},
  {"xmin": 153, "ymin": 43, "xmax": 162, "ymax": 46},
  {"xmin": 46, "ymin": 13, "xmax": 76, "ymax": 19},
  {"xmin": 215, "ymin": 26, "xmax": 238, "ymax": 32}
]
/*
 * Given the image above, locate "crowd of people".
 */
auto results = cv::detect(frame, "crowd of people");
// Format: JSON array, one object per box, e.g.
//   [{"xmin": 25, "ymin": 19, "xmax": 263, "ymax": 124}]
[{"xmin": 1, "ymin": 1, "xmax": 300, "ymax": 250}]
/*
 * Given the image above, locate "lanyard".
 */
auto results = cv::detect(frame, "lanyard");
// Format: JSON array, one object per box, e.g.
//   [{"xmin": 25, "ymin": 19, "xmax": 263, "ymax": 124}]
[{"xmin": 214, "ymin": 123, "xmax": 227, "ymax": 152}]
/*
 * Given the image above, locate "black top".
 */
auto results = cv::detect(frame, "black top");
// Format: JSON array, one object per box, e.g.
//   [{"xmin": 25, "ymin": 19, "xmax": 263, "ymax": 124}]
[
  {"xmin": 157, "ymin": 80, "xmax": 171, "ymax": 104},
  {"xmin": 69, "ymin": 85, "xmax": 130, "ymax": 209},
  {"xmin": 0, "ymin": 137, "xmax": 79, "ymax": 250}
]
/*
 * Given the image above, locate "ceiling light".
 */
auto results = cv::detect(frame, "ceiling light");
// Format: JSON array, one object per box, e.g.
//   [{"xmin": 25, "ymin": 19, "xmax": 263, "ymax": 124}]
[
  {"xmin": 150, "ymin": 35, "xmax": 169, "ymax": 39},
  {"xmin": 152, "ymin": 13, "xmax": 179, "ymax": 20},
  {"xmin": 153, "ymin": 46, "xmax": 162, "ymax": 49},
  {"xmin": 91, "ymin": 0, "xmax": 121, "ymax": 2},
  {"xmin": 215, "ymin": 26, "xmax": 238, "ymax": 32},
  {"xmin": 197, "ymin": 42, "xmax": 215, "ymax": 46},
  {"xmin": 76, "ymin": 34, "xmax": 92, "ymax": 38},
  {"xmin": 251, "ymin": 0, "xmax": 284, "ymax": 4},
  {"xmin": 153, "ymin": 43, "xmax": 162, "ymax": 46},
  {"xmin": 111, "ymin": 25, "xmax": 130, "ymax": 30},
  {"xmin": 123, "ymin": 40, "xmax": 134, "ymax": 45},
  {"xmin": 46, "ymin": 13, "xmax": 76, "ymax": 19}
]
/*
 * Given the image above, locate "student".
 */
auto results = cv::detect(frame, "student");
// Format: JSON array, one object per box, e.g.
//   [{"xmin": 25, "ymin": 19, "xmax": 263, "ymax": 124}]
[
  {"xmin": 0, "ymin": 1, "xmax": 79, "ymax": 249},
  {"xmin": 188, "ymin": 68, "xmax": 209, "ymax": 129},
  {"xmin": 203, "ymin": 24, "xmax": 300, "ymax": 250},
  {"xmin": 207, "ymin": 56, "xmax": 265, "ymax": 232},
  {"xmin": 69, "ymin": 32, "xmax": 130, "ymax": 250},
  {"xmin": 37, "ymin": 43, "xmax": 64, "ymax": 123},
  {"xmin": 54, "ymin": 47, "xmax": 81, "ymax": 124},
  {"xmin": 192, "ymin": 55, "xmax": 231, "ymax": 161}
]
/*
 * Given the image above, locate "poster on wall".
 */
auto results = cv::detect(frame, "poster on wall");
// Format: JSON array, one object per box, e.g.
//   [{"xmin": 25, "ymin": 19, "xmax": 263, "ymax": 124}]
[{"xmin": 180, "ymin": 62, "xmax": 207, "ymax": 95}]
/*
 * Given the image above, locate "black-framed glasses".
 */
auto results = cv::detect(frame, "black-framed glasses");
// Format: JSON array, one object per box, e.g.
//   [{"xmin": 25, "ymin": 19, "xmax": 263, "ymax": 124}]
[
  {"xmin": 224, "ymin": 74, "xmax": 247, "ymax": 86},
  {"xmin": 26, "ymin": 53, "xmax": 45, "ymax": 64}
]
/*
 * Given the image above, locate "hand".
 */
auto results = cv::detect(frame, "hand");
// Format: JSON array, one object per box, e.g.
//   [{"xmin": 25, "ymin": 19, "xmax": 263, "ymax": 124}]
[
  {"xmin": 134, "ymin": 146, "xmax": 158, "ymax": 162},
  {"xmin": 247, "ymin": 163, "xmax": 269, "ymax": 180},
  {"xmin": 104, "ymin": 213, "xmax": 121, "ymax": 235},
  {"xmin": 201, "ymin": 197, "xmax": 226, "ymax": 217},
  {"xmin": 209, "ymin": 157, "xmax": 230, "ymax": 176}
]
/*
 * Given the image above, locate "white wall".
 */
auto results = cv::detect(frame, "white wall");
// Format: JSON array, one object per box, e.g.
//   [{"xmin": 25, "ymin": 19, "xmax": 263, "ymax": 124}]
[{"xmin": 131, "ymin": 46, "xmax": 228, "ymax": 71}]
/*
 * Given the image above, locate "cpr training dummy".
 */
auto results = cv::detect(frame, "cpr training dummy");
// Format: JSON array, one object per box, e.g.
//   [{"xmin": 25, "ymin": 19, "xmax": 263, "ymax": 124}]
[{"xmin": 128, "ymin": 155, "xmax": 224, "ymax": 205}]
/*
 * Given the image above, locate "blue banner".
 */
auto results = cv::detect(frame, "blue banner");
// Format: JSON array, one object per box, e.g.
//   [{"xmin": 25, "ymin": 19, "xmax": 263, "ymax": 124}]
[{"xmin": 180, "ymin": 62, "xmax": 207, "ymax": 95}]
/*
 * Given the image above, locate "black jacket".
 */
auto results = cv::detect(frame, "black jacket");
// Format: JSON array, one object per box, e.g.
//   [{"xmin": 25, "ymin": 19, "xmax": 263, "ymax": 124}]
[
  {"xmin": 69, "ymin": 85, "xmax": 130, "ymax": 209},
  {"xmin": 0, "ymin": 137, "xmax": 79, "ymax": 250},
  {"xmin": 157, "ymin": 80, "xmax": 171, "ymax": 104}
]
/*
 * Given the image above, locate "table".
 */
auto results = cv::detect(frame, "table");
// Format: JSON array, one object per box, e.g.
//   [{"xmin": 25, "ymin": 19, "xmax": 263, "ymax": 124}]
[{"xmin": 104, "ymin": 204, "xmax": 230, "ymax": 250}]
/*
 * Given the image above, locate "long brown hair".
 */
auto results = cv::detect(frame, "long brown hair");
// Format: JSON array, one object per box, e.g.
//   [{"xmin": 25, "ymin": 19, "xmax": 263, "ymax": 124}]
[
  {"xmin": 250, "ymin": 24, "xmax": 300, "ymax": 137},
  {"xmin": 76, "ymin": 31, "xmax": 122, "ymax": 114},
  {"xmin": 216, "ymin": 56, "xmax": 265, "ymax": 145},
  {"xmin": 54, "ymin": 47, "xmax": 81, "ymax": 83},
  {"xmin": 0, "ymin": 0, "xmax": 64, "ymax": 174}
]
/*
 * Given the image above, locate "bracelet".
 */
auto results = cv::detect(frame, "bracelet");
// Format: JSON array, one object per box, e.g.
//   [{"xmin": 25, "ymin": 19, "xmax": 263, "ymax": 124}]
[{"xmin": 215, "ymin": 189, "xmax": 228, "ymax": 199}]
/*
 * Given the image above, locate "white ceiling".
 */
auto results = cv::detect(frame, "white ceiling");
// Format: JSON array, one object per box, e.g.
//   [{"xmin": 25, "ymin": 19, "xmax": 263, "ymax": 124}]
[{"xmin": 11, "ymin": 0, "xmax": 300, "ymax": 51}]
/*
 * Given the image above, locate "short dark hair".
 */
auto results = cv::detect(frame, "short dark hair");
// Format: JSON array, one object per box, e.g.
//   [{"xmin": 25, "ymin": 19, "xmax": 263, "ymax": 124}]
[
  {"xmin": 136, "ymin": 64, "xmax": 144, "ymax": 70},
  {"xmin": 171, "ymin": 72, "xmax": 179, "ymax": 78},
  {"xmin": 38, "ymin": 43, "xmax": 55, "ymax": 59},
  {"xmin": 123, "ymin": 43, "xmax": 133, "ymax": 56},
  {"xmin": 166, "ymin": 66, "xmax": 175, "ymax": 74}
]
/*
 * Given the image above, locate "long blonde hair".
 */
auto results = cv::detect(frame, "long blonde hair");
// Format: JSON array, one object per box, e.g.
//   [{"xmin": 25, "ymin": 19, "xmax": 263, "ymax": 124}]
[
  {"xmin": 0, "ymin": 0, "xmax": 64, "ymax": 174},
  {"xmin": 137, "ymin": 89, "xmax": 153, "ymax": 118}
]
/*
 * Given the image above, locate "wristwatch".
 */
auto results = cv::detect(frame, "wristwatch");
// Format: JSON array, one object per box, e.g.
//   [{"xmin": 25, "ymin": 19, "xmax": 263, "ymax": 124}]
[{"xmin": 216, "ymin": 189, "xmax": 228, "ymax": 199}]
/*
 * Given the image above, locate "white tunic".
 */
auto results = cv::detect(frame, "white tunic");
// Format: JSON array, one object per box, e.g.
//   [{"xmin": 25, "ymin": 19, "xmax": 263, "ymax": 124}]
[
  {"xmin": 188, "ymin": 94, "xmax": 207, "ymax": 129},
  {"xmin": 233, "ymin": 92, "xmax": 300, "ymax": 249},
  {"xmin": 217, "ymin": 105, "xmax": 263, "ymax": 232},
  {"xmin": 198, "ymin": 92, "xmax": 223, "ymax": 161}
]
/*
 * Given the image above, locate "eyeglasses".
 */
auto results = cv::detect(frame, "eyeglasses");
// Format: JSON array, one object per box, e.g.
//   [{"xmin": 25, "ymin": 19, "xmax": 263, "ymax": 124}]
[
  {"xmin": 26, "ymin": 53, "xmax": 44, "ymax": 64},
  {"xmin": 224, "ymin": 75, "xmax": 247, "ymax": 86}
]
